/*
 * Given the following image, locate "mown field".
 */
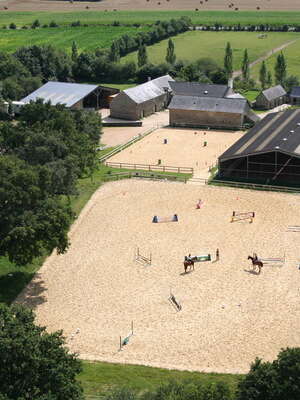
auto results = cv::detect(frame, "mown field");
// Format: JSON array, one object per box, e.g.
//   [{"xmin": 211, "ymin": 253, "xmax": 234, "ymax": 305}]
[
  {"xmin": 2, "ymin": 10, "xmax": 300, "ymax": 27},
  {"xmin": 0, "ymin": 25, "xmax": 150, "ymax": 53},
  {"xmin": 121, "ymin": 31, "xmax": 299, "ymax": 70},
  {"xmin": 79, "ymin": 361, "xmax": 242, "ymax": 398},
  {"xmin": 251, "ymin": 38, "xmax": 300, "ymax": 81}
]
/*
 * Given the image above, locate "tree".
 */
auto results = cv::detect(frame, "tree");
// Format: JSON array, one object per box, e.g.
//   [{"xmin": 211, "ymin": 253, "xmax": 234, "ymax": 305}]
[
  {"xmin": 259, "ymin": 61, "xmax": 267, "ymax": 89},
  {"xmin": 0, "ymin": 304, "xmax": 83, "ymax": 399},
  {"xmin": 138, "ymin": 44, "xmax": 148, "ymax": 68},
  {"xmin": 266, "ymin": 70, "xmax": 273, "ymax": 87},
  {"xmin": 166, "ymin": 38, "xmax": 176, "ymax": 64},
  {"xmin": 109, "ymin": 41, "xmax": 120, "ymax": 62},
  {"xmin": 237, "ymin": 347, "xmax": 300, "ymax": 400},
  {"xmin": 274, "ymin": 52, "xmax": 287, "ymax": 85},
  {"xmin": 284, "ymin": 75, "xmax": 299, "ymax": 92},
  {"xmin": 241, "ymin": 49, "xmax": 250, "ymax": 81},
  {"xmin": 72, "ymin": 41, "xmax": 78, "ymax": 62},
  {"xmin": 224, "ymin": 42, "xmax": 233, "ymax": 79}
]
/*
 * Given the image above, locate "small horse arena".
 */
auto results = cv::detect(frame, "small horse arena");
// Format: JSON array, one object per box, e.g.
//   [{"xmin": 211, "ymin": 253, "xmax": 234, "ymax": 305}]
[{"xmin": 18, "ymin": 179, "xmax": 300, "ymax": 374}]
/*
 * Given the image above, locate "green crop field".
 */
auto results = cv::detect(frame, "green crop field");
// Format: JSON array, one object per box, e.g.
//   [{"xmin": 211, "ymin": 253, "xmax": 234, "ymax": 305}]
[
  {"xmin": 121, "ymin": 31, "xmax": 299, "ymax": 70},
  {"xmin": 0, "ymin": 25, "xmax": 150, "ymax": 53},
  {"xmin": 2, "ymin": 10, "xmax": 300, "ymax": 28},
  {"xmin": 251, "ymin": 38, "xmax": 300, "ymax": 82}
]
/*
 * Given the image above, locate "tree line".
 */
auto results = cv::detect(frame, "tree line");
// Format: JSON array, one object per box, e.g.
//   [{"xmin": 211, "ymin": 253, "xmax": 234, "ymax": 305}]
[{"xmin": 0, "ymin": 101, "xmax": 101, "ymax": 265}]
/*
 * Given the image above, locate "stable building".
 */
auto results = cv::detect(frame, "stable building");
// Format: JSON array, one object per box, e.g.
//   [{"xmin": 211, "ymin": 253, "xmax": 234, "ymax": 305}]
[
  {"xmin": 255, "ymin": 85, "xmax": 287, "ymax": 110},
  {"xmin": 290, "ymin": 86, "xmax": 300, "ymax": 105},
  {"xmin": 168, "ymin": 96, "xmax": 259, "ymax": 130},
  {"xmin": 21, "ymin": 81, "xmax": 119, "ymax": 110},
  {"xmin": 110, "ymin": 75, "xmax": 174, "ymax": 120},
  {"xmin": 218, "ymin": 109, "xmax": 300, "ymax": 185},
  {"xmin": 169, "ymin": 81, "xmax": 233, "ymax": 98}
]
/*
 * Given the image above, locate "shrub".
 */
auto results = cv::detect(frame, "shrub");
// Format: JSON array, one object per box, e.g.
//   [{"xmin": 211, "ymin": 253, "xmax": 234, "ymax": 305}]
[
  {"xmin": 9, "ymin": 22, "xmax": 16, "ymax": 29},
  {"xmin": 49, "ymin": 20, "xmax": 58, "ymax": 28}
]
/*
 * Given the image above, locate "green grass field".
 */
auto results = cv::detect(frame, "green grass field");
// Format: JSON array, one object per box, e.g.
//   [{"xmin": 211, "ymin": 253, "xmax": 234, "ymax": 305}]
[
  {"xmin": 2, "ymin": 10, "xmax": 300, "ymax": 28},
  {"xmin": 121, "ymin": 31, "xmax": 299, "ymax": 70},
  {"xmin": 79, "ymin": 361, "xmax": 242, "ymax": 397},
  {"xmin": 251, "ymin": 38, "xmax": 300, "ymax": 81},
  {"xmin": 0, "ymin": 25, "xmax": 149, "ymax": 53}
]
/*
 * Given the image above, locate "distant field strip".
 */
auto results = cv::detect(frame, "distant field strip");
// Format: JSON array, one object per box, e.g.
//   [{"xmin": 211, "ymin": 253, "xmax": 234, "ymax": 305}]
[
  {"xmin": 121, "ymin": 31, "xmax": 300, "ymax": 70},
  {"xmin": 0, "ymin": 25, "xmax": 150, "ymax": 53},
  {"xmin": 2, "ymin": 10, "xmax": 300, "ymax": 27}
]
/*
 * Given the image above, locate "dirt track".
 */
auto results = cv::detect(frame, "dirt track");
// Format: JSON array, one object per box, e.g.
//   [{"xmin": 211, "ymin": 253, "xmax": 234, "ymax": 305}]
[
  {"xmin": 2, "ymin": 0, "xmax": 300, "ymax": 11},
  {"xmin": 17, "ymin": 180, "xmax": 300, "ymax": 374}
]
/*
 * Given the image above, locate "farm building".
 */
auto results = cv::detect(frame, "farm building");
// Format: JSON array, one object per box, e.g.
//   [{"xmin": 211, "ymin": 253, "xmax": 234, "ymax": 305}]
[
  {"xmin": 20, "ymin": 81, "xmax": 119, "ymax": 110},
  {"xmin": 255, "ymin": 85, "xmax": 287, "ymax": 110},
  {"xmin": 169, "ymin": 81, "xmax": 233, "ymax": 98},
  {"xmin": 109, "ymin": 75, "xmax": 174, "ymax": 120},
  {"xmin": 289, "ymin": 86, "xmax": 300, "ymax": 105},
  {"xmin": 168, "ymin": 96, "xmax": 259, "ymax": 129},
  {"xmin": 218, "ymin": 108, "xmax": 300, "ymax": 185}
]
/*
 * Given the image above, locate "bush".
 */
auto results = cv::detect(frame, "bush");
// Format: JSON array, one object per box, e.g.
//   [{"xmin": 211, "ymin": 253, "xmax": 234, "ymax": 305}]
[
  {"xmin": 71, "ymin": 21, "xmax": 81, "ymax": 27},
  {"xmin": 49, "ymin": 20, "xmax": 58, "ymax": 28},
  {"xmin": 9, "ymin": 23, "xmax": 16, "ymax": 29}
]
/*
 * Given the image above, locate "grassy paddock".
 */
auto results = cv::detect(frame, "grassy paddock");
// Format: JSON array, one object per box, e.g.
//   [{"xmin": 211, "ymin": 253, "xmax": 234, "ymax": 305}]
[
  {"xmin": 251, "ymin": 38, "xmax": 300, "ymax": 81},
  {"xmin": 0, "ymin": 25, "xmax": 149, "ymax": 53},
  {"xmin": 79, "ymin": 361, "xmax": 243, "ymax": 397},
  {"xmin": 122, "ymin": 31, "xmax": 299, "ymax": 69},
  {"xmin": 2, "ymin": 10, "xmax": 300, "ymax": 27}
]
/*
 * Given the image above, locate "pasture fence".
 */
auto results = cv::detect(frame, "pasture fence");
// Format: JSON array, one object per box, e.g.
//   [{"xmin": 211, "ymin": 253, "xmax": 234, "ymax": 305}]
[
  {"xmin": 98, "ymin": 124, "xmax": 163, "ymax": 163},
  {"xmin": 105, "ymin": 161, "xmax": 194, "ymax": 174}
]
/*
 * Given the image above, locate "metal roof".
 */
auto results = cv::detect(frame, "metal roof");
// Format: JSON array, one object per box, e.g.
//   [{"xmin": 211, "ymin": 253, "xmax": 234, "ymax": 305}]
[
  {"xmin": 260, "ymin": 85, "xmax": 286, "ymax": 101},
  {"xmin": 123, "ymin": 75, "xmax": 174, "ymax": 104},
  {"xmin": 290, "ymin": 86, "xmax": 300, "ymax": 98},
  {"xmin": 219, "ymin": 109, "xmax": 300, "ymax": 161},
  {"xmin": 169, "ymin": 81, "xmax": 229, "ymax": 98},
  {"xmin": 20, "ymin": 81, "xmax": 99, "ymax": 107},
  {"xmin": 168, "ymin": 95, "xmax": 248, "ymax": 114}
]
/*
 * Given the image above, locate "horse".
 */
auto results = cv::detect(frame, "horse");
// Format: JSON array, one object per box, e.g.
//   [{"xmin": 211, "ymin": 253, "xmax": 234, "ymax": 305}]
[
  {"xmin": 183, "ymin": 258, "xmax": 195, "ymax": 273},
  {"xmin": 248, "ymin": 255, "xmax": 263, "ymax": 274}
]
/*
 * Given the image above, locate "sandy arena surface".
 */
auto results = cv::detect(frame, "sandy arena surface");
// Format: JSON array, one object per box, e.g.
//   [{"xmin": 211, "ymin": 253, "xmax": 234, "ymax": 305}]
[
  {"xmin": 17, "ymin": 180, "xmax": 300, "ymax": 374},
  {"xmin": 101, "ymin": 110, "xmax": 169, "ymax": 147},
  {"xmin": 109, "ymin": 127, "xmax": 244, "ymax": 173},
  {"xmin": 3, "ymin": 0, "xmax": 300, "ymax": 11}
]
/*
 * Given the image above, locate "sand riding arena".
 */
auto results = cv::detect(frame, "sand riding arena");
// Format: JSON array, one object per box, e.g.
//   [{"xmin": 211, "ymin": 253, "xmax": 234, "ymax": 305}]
[{"xmin": 18, "ymin": 179, "xmax": 300, "ymax": 374}]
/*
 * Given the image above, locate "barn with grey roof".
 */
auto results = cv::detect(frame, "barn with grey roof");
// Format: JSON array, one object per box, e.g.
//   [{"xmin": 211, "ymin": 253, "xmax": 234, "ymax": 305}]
[
  {"xmin": 255, "ymin": 85, "xmax": 287, "ymax": 110},
  {"xmin": 109, "ymin": 75, "xmax": 174, "ymax": 121},
  {"xmin": 218, "ymin": 109, "xmax": 300, "ymax": 185},
  {"xmin": 21, "ymin": 81, "xmax": 119, "ymax": 110}
]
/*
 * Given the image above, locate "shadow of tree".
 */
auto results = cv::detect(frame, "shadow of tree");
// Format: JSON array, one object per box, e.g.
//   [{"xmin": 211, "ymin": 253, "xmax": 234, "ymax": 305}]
[{"xmin": 0, "ymin": 270, "xmax": 47, "ymax": 308}]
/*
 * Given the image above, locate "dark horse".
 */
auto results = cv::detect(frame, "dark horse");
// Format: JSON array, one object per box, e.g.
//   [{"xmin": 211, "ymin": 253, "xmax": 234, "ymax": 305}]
[
  {"xmin": 248, "ymin": 255, "xmax": 263, "ymax": 274},
  {"xmin": 183, "ymin": 258, "xmax": 195, "ymax": 273}
]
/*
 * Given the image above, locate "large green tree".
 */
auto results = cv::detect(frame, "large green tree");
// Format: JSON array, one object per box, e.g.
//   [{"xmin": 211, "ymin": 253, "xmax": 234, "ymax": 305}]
[
  {"xmin": 274, "ymin": 52, "xmax": 287, "ymax": 85},
  {"xmin": 237, "ymin": 347, "xmax": 300, "ymax": 400},
  {"xmin": 241, "ymin": 49, "xmax": 250, "ymax": 81},
  {"xmin": 0, "ymin": 304, "xmax": 83, "ymax": 399},
  {"xmin": 138, "ymin": 44, "xmax": 148, "ymax": 68},
  {"xmin": 224, "ymin": 42, "xmax": 233, "ymax": 79},
  {"xmin": 259, "ymin": 61, "xmax": 267, "ymax": 89},
  {"xmin": 165, "ymin": 38, "xmax": 176, "ymax": 64}
]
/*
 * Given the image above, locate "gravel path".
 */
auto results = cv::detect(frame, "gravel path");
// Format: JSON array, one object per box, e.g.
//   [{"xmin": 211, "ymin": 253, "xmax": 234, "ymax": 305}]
[{"xmin": 17, "ymin": 180, "xmax": 300, "ymax": 374}]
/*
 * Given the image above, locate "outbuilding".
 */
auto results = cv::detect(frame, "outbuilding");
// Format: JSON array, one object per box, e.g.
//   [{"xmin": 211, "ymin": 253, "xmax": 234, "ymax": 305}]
[
  {"xmin": 20, "ymin": 81, "xmax": 119, "ymax": 110},
  {"xmin": 110, "ymin": 75, "xmax": 174, "ymax": 120},
  {"xmin": 218, "ymin": 109, "xmax": 300, "ymax": 185},
  {"xmin": 289, "ymin": 86, "xmax": 300, "ymax": 105},
  {"xmin": 255, "ymin": 85, "xmax": 287, "ymax": 110},
  {"xmin": 168, "ymin": 96, "xmax": 259, "ymax": 129}
]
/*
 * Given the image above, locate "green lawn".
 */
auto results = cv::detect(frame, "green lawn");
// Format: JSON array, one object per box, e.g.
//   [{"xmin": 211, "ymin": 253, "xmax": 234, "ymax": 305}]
[
  {"xmin": 243, "ymin": 90, "xmax": 260, "ymax": 102},
  {"xmin": 2, "ymin": 10, "xmax": 300, "ymax": 27},
  {"xmin": 251, "ymin": 38, "xmax": 300, "ymax": 82},
  {"xmin": 79, "ymin": 361, "xmax": 243, "ymax": 397},
  {"xmin": 0, "ymin": 25, "xmax": 149, "ymax": 53},
  {"xmin": 121, "ymin": 31, "xmax": 299, "ymax": 70}
]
